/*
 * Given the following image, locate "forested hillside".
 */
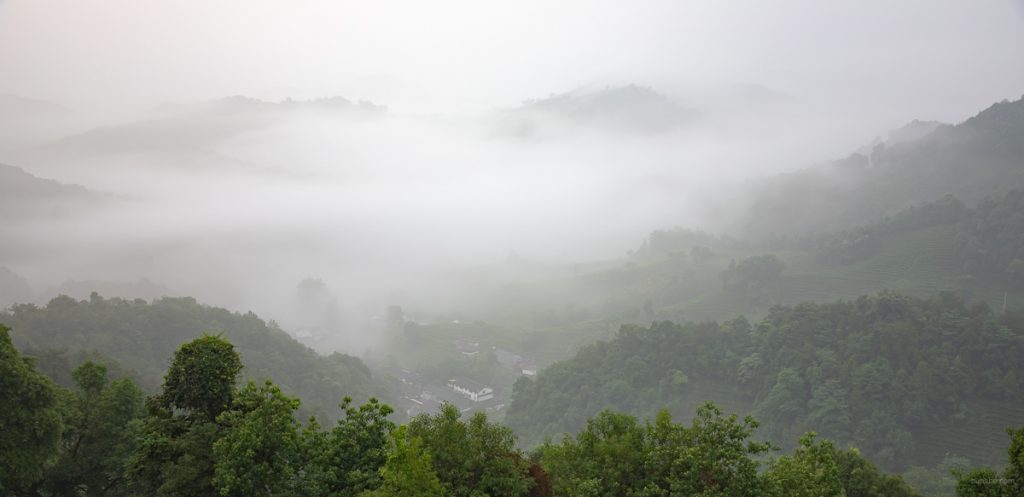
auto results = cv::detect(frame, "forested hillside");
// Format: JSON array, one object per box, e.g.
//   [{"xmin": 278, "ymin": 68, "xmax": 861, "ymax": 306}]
[
  {"xmin": 1, "ymin": 294, "xmax": 392, "ymax": 422},
  {"xmin": 511, "ymin": 186, "xmax": 1024, "ymax": 350},
  {"xmin": 736, "ymin": 96, "xmax": 1024, "ymax": 238},
  {"xmin": 12, "ymin": 327, "xmax": 999, "ymax": 497},
  {"xmin": 506, "ymin": 292, "xmax": 1024, "ymax": 473},
  {"xmin": 0, "ymin": 163, "xmax": 103, "ymax": 220}
]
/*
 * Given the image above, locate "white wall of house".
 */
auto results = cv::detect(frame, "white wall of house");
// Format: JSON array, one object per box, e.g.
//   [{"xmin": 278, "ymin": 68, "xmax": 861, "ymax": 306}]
[{"xmin": 448, "ymin": 380, "xmax": 494, "ymax": 402}]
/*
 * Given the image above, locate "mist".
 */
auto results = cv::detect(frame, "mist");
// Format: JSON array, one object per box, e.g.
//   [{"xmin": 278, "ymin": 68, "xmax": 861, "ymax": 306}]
[{"xmin": 2, "ymin": 0, "xmax": 1024, "ymax": 355}]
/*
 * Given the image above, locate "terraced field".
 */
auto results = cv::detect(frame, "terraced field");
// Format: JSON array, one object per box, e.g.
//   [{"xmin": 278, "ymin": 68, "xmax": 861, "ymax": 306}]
[
  {"xmin": 787, "ymin": 225, "xmax": 963, "ymax": 300},
  {"xmin": 664, "ymin": 225, "xmax": 977, "ymax": 323},
  {"xmin": 912, "ymin": 399, "xmax": 1024, "ymax": 467}
]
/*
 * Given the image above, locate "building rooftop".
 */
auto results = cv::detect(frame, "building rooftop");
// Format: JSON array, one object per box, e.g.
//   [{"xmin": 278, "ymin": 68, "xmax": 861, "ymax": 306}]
[{"xmin": 448, "ymin": 376, "xmax": 492, "ymax": 393}]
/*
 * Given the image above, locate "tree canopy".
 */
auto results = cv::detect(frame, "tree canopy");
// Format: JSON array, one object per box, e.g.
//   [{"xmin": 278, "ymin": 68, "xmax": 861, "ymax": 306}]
[
  {"xmin": 0, "ymin": 324, "xmax": 63, "ymax": 495},
  {"xmin": 506, "ymin": 291, "xmax": 1024, "ymax": 470}
]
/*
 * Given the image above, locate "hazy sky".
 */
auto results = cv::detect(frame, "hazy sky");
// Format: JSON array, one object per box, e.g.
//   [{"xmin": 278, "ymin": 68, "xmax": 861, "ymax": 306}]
[{"xmin": 2, "ymin": 0, "xmax": 1023, "ymax": 118}]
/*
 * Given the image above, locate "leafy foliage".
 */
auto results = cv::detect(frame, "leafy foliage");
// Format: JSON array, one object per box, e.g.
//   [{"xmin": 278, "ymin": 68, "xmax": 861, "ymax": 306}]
[
  {"xmin": 0, "ymin": 324, "xmax": 63, "ymax": 494},
  {"xmin": 506, "ymin": 292, "xmax": 1024, "ymax": 470},
  {"xmin": 213, "ymin": 381, "xmax": 303, "ymax": 497},
  {"xmin": 362, "ymin": 425, "xmax": 446, "ymax": 497},
  {"xmin": 538, "ymin": 403, "xmax": 770, "ymax": 497},
  {"xmin": 2, "ymin": 294, "xmax": 391, "ymax": 422},
  {"xmin": 307, "ymin": 396, "xmax": 396, "ymax": 496},
  {"xmin": 162, "ymin": 334, "xmax": 242, "ymax": 421},
  {"xmin": 537, "ymin": 404, "xmax": 920, "ymax": 497},
  {"xmin": 407, "ymin": 403, "xmax": 535, "ymax": 497},
  {"xmin": 0, "ymin": 329, "xmax": 972, "ymax": 497},
  {"xmin": 43, "ymin": 361, "xmax": 145, "ymax": 497},
  {"xmin": 761, "ymin": 433, "xmax": 843, "ymax": 497},
  {"xmin": 129, "ymin": 335, "xmax": 244, "ymax": 497}
]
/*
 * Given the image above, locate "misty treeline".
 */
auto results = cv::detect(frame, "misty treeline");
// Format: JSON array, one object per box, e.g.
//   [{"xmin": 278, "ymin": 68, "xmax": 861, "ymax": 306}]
[
  {"xmin": 785, "ymin": 189, "xmax": 1024, "ymax": 285},
  {"xmin": 506, "ymin": 292, "xmax": 1024, "ymax": 472},
  {"xmin": 735, "ymin": 97, "xmax": 1024, "ymax": 239},
  {"xmin": 8, "ymin": 326, "xmax": 1021, "ymax": 497},
  {"xmin": 641, "ymin": 186, "xmax": 1024, "ymax": 290},
  {"xmin": 0, "ymin": 294, "xmax": 388, "ymax": 423}
]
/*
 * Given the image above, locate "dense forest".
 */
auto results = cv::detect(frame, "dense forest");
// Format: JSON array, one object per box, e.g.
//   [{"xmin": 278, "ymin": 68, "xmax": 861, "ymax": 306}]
[
  {"xmin": 505, "ymin": 291, "xmax": 1024, "ymax": 474},
  {"xmin": 1, "ymin": 294, "xmax": 390, "ymax": 422},
  {"xmin": 7, "ymin": 326, "xmax": 1021, "ymax": 497}
]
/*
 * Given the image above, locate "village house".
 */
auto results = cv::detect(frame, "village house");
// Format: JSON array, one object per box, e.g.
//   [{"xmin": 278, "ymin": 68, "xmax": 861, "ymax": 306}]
[{"xmin": 447, "ymin": 376, "xmax": 494, "ymax": 402}]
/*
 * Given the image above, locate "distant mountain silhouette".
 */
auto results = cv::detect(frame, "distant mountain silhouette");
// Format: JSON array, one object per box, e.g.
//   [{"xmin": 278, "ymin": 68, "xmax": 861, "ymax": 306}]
[
  {"xmin": 31, "ymin": 95, "xmax": 385, "ymax": 160},
  {"xmin": 496, "ymin": 85, "xmax": 696, "ymax": 137},
  {"xmin": 0, "ymin": 163, "xmax": 103, "ymax": 220}
]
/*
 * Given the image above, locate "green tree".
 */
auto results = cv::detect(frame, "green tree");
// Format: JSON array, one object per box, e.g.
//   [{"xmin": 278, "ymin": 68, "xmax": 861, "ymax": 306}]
[
  {"xmin": 213, "ymin": 380, "xmax": 303, "ymax": 497},
  {"xmin": 661, "ymin": 403, "xmax": 770, "ymax": 497},
  {"xmin": 0, "ymin": 295, "xmax": 391, "ymax": 426},
  {"xmin": 0, "ymin": 323, "xmax": 63, "ymax": 495},
  {"xmin": 762, "ymin": 433, "xmax": 844, "ymax": 497},
  {"xmin": 539, "ymin": 410, "xmax": 648, "ymax": 497},
  {"xmin": 538, "ymin": 403, "xmax": 770, "ymax": 497},
  {"xmin": 304, "ymin": 396, "xmax": 396, "ymax": 496},
  {"xmin": 43, "ymin": 361, "xmax": 145, "ymax": 497},
  {"xmin": 129, "ymin": 334, "xmax": 243, "ymax": 497},
  {"xmin": 162, "ymin": 334, "xmax": 243, "ymax": 421},
  {"xmin": 834, "ymin": 447, "xmax": 920, "ymax": 497},
  {"xmin": 756, "ymin": 367, "xmax": 807, "ymax": 440},
  {"xmin": 363, "ymin": 425, "xmax": 445, "ymax": 497},
  {"xmin": 408, "ymin": 403, "xmax": 533, "ymax": 497}
]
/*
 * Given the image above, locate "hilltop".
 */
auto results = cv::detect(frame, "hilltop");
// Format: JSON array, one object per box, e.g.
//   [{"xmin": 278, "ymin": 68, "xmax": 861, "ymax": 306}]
[
  {"xmin": 1, "ymin": 294, "xmax": 395, "ymax": 422},
  {"xmin": 734, "ymin": 95, "xmax": 1024, "ymax": 238}
]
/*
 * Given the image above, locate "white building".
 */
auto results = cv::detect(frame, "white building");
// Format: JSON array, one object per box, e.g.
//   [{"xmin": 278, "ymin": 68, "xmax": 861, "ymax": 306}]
[{"xmin": 447, "ymin": 377, "xmax": 494, "ymax": 402}]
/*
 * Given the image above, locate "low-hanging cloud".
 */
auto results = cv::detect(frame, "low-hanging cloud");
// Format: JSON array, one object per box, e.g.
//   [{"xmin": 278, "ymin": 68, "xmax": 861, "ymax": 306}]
[{"xmin": 2, "ymin": 0, "xmax": 1023, "ymax": 355}]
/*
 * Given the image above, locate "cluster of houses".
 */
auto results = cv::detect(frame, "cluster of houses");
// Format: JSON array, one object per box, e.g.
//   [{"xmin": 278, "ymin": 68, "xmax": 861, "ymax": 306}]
[
  {"xmin": 390, "ymin": 367, "xmax": 506, "ymax": 418},
  {"xmin": 388, "ymin": 340, "xmax": 539, "ymax": 419},
  {"xmin": 447, "ymin": 377, "xmax": 494, "ymax": 402}
]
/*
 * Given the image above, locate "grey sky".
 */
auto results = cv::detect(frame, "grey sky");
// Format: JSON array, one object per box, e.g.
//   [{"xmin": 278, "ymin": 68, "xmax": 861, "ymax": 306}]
[{"xmin": 1, "ymin": 0, "xmax": 1022, "ymax": 119}]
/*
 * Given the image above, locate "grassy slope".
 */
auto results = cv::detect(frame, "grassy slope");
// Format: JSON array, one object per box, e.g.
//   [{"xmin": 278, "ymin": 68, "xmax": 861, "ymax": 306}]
[{"xmin": 912, "ymin": 398, "xmax": 1024, "ymax": 467}]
